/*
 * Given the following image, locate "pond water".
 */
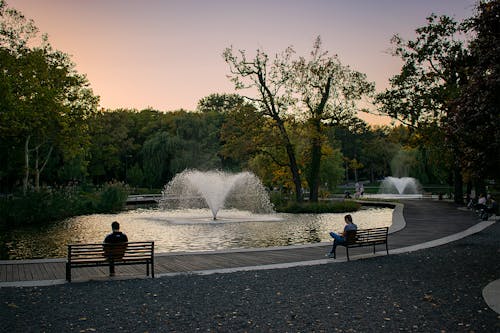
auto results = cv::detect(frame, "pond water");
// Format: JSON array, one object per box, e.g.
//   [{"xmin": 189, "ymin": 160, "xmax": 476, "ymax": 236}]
[{"xmin": 0, "ymin": 206, "xmax": 393, "ymax": 260}]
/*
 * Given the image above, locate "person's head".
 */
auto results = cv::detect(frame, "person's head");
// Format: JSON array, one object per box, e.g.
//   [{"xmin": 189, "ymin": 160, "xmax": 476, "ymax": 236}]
[
  {"xmin": 111, "ymin": 221, "xmax": 120, "ymax": 231},
  {"xmin": 344, "ymin": 214, "xmax": 353, "ymax": 224}
]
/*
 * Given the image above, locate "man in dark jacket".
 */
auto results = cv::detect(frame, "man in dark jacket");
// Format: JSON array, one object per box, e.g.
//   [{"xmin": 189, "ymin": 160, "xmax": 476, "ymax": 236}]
[{"xmin": 104, "ymin": 221, "xmax": 128, "ymax": 276}]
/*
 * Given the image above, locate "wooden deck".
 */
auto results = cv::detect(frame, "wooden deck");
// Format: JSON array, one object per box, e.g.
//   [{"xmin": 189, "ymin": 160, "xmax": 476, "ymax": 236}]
[{"xmin": 0, "ymin": 200, "xmax": 482, "ymax": 285}]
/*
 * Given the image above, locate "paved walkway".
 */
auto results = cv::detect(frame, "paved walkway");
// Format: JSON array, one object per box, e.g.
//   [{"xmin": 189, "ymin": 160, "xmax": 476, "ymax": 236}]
[
  {"xmin": 0, "ymin": 200, "xmax": 493, "ymax": 284},
  {"xmin": 1, "ymin": 199, "xmax": 499, "ymax": 315}
]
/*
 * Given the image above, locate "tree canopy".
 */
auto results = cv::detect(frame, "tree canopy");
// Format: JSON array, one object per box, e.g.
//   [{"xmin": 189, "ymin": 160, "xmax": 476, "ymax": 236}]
[{"xmin": 0, "ymin": 1, "xmax": 99, "ymax": 193}]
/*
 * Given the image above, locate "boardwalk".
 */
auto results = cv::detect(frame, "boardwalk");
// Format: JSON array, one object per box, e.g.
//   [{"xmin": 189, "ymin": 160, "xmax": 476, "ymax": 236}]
[{"xmin": 0, "ymin": 200, "xmax": 485, "ymax": 285}]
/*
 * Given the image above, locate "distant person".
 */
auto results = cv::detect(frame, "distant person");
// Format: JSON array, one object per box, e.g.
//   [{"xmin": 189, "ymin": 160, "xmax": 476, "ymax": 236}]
[
  {"xmin": 476, "ymin": 193, "xmax": 488, "ymax": 211},
  {"xmin": 360, "ymin": 184, "xmax": 365, "ymax": 196},
  {"xmin": 326, "ymin": 214, "xmax": 358, "ymax": 259},
  {"xmin": 478, "ymin": 193, "xmax": 487, "ymax": 206},
  {"xmin": 104, "ymin": 221, "xmax": 128, "ymax": 276},
  {"xmin": 488, "ymin": 197, "xmax": 498, "ymax": 215}
]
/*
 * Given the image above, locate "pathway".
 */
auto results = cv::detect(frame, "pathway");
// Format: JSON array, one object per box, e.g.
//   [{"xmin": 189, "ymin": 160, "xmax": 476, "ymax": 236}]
[{"xmin": 0, "ymin": 200, "xmax": 488, "ymax": 286}]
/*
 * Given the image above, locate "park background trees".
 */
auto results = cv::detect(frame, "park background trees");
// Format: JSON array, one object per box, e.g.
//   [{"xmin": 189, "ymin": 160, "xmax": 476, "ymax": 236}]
[
  {"xmin": 0, "ymin": 2, "xmax": 99, "ymax": 194},
  {"xmin": 1, "ymin": 0, "xmax": 498, "ymax": 219},
  {"xmin": 376, "ymin": 1, "xmax": 500, "ymax": 203},
  {"xmin": 223, "ymin": 37, "xmax": 374, "ymax": 202}
]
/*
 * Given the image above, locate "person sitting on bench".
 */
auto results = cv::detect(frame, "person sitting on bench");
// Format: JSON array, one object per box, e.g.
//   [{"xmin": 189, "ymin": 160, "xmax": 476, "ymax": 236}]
[
  {"xmin": 104, "ymin": 221, "xmax": 128, "ymax": 276},
  {"xmin": 326, "ymin": 214, "xmax": 357, "ymax": 258}
]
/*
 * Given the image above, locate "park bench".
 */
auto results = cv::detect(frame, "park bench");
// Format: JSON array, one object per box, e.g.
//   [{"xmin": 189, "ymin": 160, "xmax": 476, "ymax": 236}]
[
  {"xmin": 66, "ymin": 241, "xmax": 154, "ymax": 282},
  {"xmin": 336, "ymin": 227, "xmax": 389, "ymax": 261}
]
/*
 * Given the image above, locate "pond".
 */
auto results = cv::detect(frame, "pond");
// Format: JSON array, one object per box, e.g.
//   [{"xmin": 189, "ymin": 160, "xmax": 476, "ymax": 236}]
[{"xmin": 0, "ymin": 206, "xmax": 393, "ymax": 260}]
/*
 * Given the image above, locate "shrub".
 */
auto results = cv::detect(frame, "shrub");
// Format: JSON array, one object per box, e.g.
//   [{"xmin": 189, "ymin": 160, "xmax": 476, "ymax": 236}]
[
  {"xmin": 0, "ymin": 182, "xmax": 129, "ymax": 228},
  {"xmin": 278, "ymin": 200, "xmax": 361, "ymax": 214},
  {"xmin": 96, "ymin": 182, "xmax": 129, "ymax": 213}
]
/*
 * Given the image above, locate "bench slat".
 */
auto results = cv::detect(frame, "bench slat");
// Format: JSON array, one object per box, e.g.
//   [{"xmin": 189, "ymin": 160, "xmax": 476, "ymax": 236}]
[
  {"xmin": 338, "ymin": 227, "xmax": 389, "ymax": 261},
  {"xmin": 66, "ymin": 241, "xmax": 154, "ymax": 282}
]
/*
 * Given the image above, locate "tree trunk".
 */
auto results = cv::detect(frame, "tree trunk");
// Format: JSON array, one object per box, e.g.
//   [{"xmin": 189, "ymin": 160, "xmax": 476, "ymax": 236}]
[
  {"xmin": 34, "ymin": 145, "xmax": 53, "ymax": 191},
  {"xmin": 453, "ymin": 161, "xmax": 463, "ymax": 204},
  {"xmin": 288, "ymin": 147, "xmax": 303, "ymax": 202},
  {"xmin": 273, "ymin": 117, "xmax": 303, "ymax": 202},
  {"xmin": 283, "ymin": 134, "xmax": 303, "ymax": 203},
  {"xmin": 22, "ymin": 135, "xmax": 31, "ymax": 195},
  {"xmin": 34, "ymin": 146, "xmax": 39, "ymax": 191},
  {"xmin": 308, "ymin": 136, "xmax": 322, "ymax": 202}
]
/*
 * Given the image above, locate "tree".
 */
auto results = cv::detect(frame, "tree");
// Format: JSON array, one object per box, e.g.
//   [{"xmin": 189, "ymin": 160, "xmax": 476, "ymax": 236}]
[
  {"xmin": 0, "ymin": 1, "xmax": 99, "ymax": 193},
  {"xmin": 87, "ymin": 110, "xmax": 137, "ymax": 183},
  {"xmin": 197, "ymin": 93, "xmax": 245, "ymax": 113},
  {"xmin": 376, "ymin": 14, "xmax": 470, "ymax": 203},
  {"xmin": 223, "ymin": 39, "xmax": 373, "ymax": 201},
  {"xmin": 292, "ymin": 37, "xmax": 374, "ymax": 200},
  {"xmin": 451, "ymin": 1, "xmax": 500, "ymax": 188},
  {"xmin": 223, "ymin": 45, "xmax": 304, "ymax": 201},
  {"xmin": 141, "ymin": 131, "xmax": 180, "ymax": 188}
]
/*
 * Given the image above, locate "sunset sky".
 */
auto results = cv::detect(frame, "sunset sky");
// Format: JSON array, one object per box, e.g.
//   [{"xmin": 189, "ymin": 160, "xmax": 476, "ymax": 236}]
[{"xmin": 8, "ymin": 0, "xmax": 476, "ymax": 125}]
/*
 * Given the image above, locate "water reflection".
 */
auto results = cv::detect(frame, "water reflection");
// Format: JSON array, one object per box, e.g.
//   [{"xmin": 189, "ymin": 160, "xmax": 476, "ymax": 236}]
[{"xmin": 0, "ymin": 207, "xmax": 392, "ymax": 259}]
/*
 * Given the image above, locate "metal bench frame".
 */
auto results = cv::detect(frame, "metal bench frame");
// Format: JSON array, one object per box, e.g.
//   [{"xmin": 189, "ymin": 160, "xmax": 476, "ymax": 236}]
[
  {"xmin": 66, "ymin": 241, "xmax": 154, "ymax": 282},
  {"xmin": 338, "ymin": 227, "xmax": 389, "ymax": 261}
]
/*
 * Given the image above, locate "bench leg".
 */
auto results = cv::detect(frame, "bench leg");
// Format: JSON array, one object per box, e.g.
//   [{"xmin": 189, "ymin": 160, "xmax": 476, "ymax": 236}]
[
  {"xmin": 66, "ymin": 263, "xmax": 71, "ymax": 282},
  {"xmin": 346, "ymin": 247, "xmax": 350, "ymax": 261},
  {"xmin": 386, "ymin": 242, "xmax": 389, "ymax": 255},
  {"xmin": 109, "ymin": 262, "xmax": 115, "ymax": 276}
]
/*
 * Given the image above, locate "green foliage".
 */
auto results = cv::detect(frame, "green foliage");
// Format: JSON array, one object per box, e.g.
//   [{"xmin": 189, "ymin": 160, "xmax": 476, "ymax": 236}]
[
  {"xmin": 196, "ymin": 93, "xmax": 244, "ymax": 113},
  {"xmin": 451, "ymin": 1, "xmax": 500, "ymax": 185},
  {"xmin": 126, "ymin": 163, "xmax": 144, "ymax": 187},
  {"xmin": 0, "ymin": 182, "xmax": 129, "ymax": 228},
  {"xmin": 0, "ymin": 1, "xmax": 99, "ymax": 193},
  {"xmin": 278, "ymin": 200, "xmax": 361, "ymax": 214},
  {"xmin": 375, "ymin": 13, "xmax": 473, "ymax": 202},
  {"xmin": 223, "ymin": 37, "xmax": 374, "ymax": 202},
  {"xmin": 96, "ymin": 182, "xmax": 129, "ymax": 213}
]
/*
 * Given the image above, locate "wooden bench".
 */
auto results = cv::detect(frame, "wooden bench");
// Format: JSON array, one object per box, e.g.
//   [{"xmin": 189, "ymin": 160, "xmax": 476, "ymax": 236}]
[
  {"xmin": 66, "ymin": 241, "xmax": 154, "ymax": 282},
  {"xmin": 339, "ymin": 227, "xmax": 389, "ymax": 261}
]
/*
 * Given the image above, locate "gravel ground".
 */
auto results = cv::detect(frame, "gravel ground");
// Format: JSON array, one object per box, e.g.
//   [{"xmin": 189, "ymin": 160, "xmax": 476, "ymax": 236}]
[{"xmin": 1, "ymin": 222, "xmax": 499, "ymax": 332}]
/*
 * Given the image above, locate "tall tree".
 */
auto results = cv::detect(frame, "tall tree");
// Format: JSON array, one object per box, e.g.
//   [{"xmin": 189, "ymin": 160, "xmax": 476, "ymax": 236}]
[
  {"xmin": 196, "ymin": 93, "xmax": 245, "ymax": 114},
  {"xmin": 292, "ymin": 37, "xmax": 374, "ymax": 201},
  {"xmin": 452, "ymin": 0, "xmax": 500, "ymax": 188},
  {"xmin": 0, "ymin": 1, "xmax": 99, "ymax": 193},
  {"xmin": 223, "ymin": 45, "xmax": 304, "ymax": 201},
  {"xmin": 376, "ymin": 14, "xmax": 469, "ymax": 203}
]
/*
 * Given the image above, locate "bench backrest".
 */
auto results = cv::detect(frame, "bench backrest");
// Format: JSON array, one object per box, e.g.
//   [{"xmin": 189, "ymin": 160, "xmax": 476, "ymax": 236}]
[
  {"xmin": 346, "ymin": 227, "xmax": 388, "ymax": 244},
  {"xmin": 68, "ymin": 241, "xmax": 154, "ymax": 263},
  {"xmin": 345, "ymin": 230, "xmax": 358, "ymax": 243}
]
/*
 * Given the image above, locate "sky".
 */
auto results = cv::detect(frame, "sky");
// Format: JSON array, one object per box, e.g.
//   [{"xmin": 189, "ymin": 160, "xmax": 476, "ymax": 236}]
[{"xmin": 7, "ymin": 0, "xmax": 477, "ymax": 125}]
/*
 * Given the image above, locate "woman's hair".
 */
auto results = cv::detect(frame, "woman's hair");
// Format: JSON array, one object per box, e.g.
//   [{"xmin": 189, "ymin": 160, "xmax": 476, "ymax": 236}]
[{"xmin": 344, "ymin": 214, "xmax": 353, "ymax": 223}]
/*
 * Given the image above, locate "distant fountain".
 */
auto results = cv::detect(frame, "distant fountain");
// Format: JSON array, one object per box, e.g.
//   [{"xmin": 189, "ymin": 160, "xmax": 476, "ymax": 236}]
[
  {"xmin": 379, "ymin": 176, "xmax": 421, "ymax": 195},
  {"xmin": 160, "ymin": 170, "xmax": 274, "ymax": 220}
]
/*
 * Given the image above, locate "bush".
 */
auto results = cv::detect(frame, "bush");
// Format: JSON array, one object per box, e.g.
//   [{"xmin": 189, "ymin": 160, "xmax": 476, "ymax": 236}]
[
  {"xmin": 278, "ymin": 200, "xmax": 361, "ymax": 214},
  {"xmin": 269, "ymin": 191, "xmax": 289, "ymax": 210},
  {"xmin": 0, "ymin": 182, "xmax": 129, "ymax": 228},
  {"xmin": 96, "ymin": 182, "xmax": 129, "ymax": 213}
]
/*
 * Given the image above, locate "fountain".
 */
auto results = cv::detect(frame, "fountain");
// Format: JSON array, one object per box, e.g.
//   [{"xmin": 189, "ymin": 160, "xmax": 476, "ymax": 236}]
[
  {"xmin": 160, "ymin": 170, "xmax": 274, "ymax": 220},
  {"xmin": 379, "ymin": 176, "xmax": 421, "ymax": 196}
]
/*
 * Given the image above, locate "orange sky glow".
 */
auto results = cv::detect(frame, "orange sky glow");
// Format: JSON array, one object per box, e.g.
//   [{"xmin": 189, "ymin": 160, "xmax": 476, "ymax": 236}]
[{"xmin": 8, "ymin": 0, "xmax": 476, "ymax": 125}]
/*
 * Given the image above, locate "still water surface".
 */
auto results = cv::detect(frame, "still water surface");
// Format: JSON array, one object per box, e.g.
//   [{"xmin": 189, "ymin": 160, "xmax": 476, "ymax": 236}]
[{"xmin": 0, "ymin": 207, "xmax": 392, "ymax": 259}]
